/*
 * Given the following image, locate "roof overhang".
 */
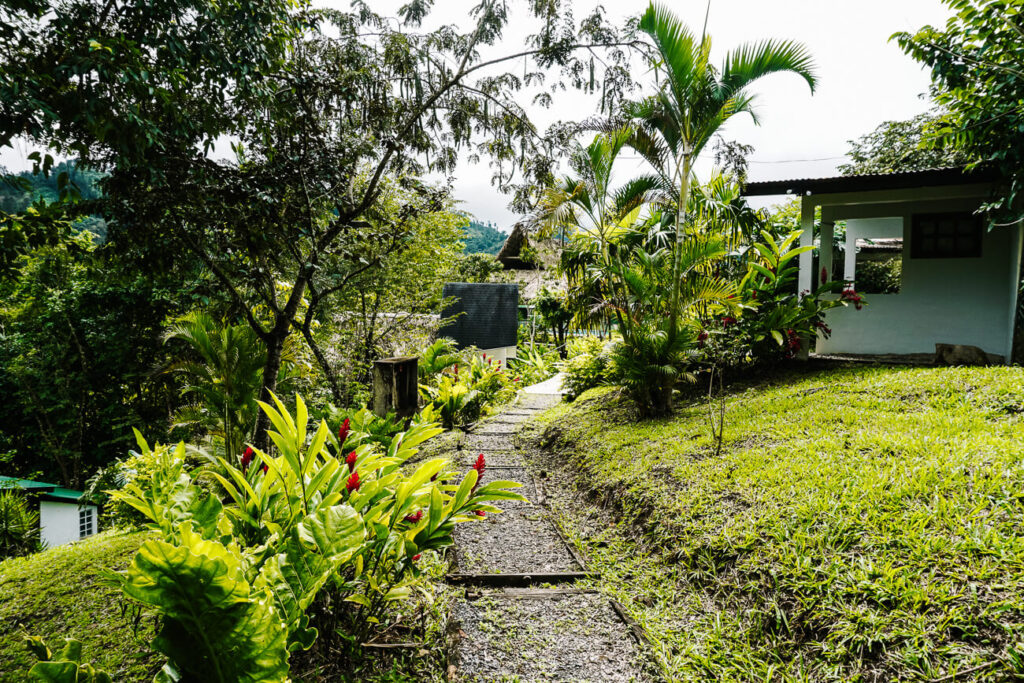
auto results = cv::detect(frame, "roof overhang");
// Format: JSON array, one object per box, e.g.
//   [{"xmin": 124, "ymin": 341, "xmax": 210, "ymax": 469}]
[{"xmin": 742, "ymin": 167, "xmax": 1000, "ymax": 197}]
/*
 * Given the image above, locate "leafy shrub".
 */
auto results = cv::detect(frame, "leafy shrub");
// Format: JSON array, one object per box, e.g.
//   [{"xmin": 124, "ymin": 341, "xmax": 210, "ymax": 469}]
[
  {"xmin": 419, "ymin": 375, "xmax": 482, "ymax": 428},
  {"xmin": 0, "ymin": 489, "xmax": 42, "ymax": 558},
  {"xmin": 700, "ymin": 230, "xmax": 860, "ymax": 370},
  {"xmin": 465, "ymin": 352, "xmax": 514, "ymax": 406},
  {"xmin": 103, "ymin": 394, "xmax": 523, "ymax": 681},
  {"xmin": 560, "ymin": 336, "xmax": 614, "ymax": 401},
  {"xmin": 533, "ymin": 287, "xmax": 573, "ymax": 355},
  {"xmin": 417, "ymin": 338, "xmax": 461, "ymax": 379},
  {"xmin": 855, "ymin": 257, "xmax": 901, "ymax": 294},
  {"xmin": 509, "ymin": 344, "xmax": 558, "ymax": 387},
  {"xmin": 25, "ymin": 637, "xmax": 111, "ymax": 682}
]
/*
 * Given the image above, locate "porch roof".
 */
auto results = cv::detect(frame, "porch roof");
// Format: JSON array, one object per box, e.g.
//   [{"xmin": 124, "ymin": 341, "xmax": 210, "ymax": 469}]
[{"xmin": 742, "ymin": 167, "xmax": 999, "ymax": 197}]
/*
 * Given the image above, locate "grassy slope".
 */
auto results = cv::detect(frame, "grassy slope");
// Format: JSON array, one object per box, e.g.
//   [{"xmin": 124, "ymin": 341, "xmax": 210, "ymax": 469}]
[
  {"xmin": 0, "ymin": 531, "xmax": 156, "ymax": 681},
  {"xmin": 534, "ymin": 365, "xmax": 1024, "ymax": 681}
]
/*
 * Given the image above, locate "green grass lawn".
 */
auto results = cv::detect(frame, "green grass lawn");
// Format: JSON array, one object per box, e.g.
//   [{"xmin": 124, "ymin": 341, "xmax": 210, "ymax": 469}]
[
  {"xmin": 535, "ymin": 364, "xmax": 1024, "ymax": 682},
  {"xmin": 0, "ymin": 530, "xmax": 157, "ymax": 681}
]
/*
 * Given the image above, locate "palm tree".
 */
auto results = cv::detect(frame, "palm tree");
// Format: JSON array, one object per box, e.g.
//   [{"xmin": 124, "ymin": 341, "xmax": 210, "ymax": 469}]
[
  {"xmin": 629, "ymin": 1, "xmax": 817, "ymax": 352},
  {"xmin": 535, "ymin": 130, "xmax": 736, "ymax": 414},
  {"xmin": 163, "ymin": 311, "xmax": 271, "ymax": 463}
]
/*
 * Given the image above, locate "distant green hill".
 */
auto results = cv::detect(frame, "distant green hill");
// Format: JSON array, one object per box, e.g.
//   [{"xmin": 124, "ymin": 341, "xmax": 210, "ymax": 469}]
[
  {"xmin": 462, "ymin": 219, "xmax": 507, "ymax": 254},
  {"xmin": 1, "ymin": 160, "xmax": 108, "ymax": 240}
]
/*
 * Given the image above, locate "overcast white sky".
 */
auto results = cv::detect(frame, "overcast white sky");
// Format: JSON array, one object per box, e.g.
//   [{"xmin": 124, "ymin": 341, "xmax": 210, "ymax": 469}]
[
  {"xmin": 414, "ymin": 0, "xmax": 954, "ymax": 226},
  {"xmin": 2, "ymin": 0, "xmax": 952, "ymax": 227}
]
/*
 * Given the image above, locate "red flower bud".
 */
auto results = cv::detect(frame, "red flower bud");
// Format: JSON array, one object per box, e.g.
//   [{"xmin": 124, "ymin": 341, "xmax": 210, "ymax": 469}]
[
  {"xmin": 475, "ymin": 510, "xmax": 486, "ymax": 517},
  {"xmin": 472, "ymin": 453, "xmax": 486, "ymax": 478},
  {"xmin": 261, "ymin": 463, "xmax": 269, "ymax": 474},
  {"xmin": 240, "ymin": 446, "xmax": 255, "ymax": 473},
  {"xmin": 337, "ymin": 418, "xmax": 351, "ymax": 448},
  {"xmin": 404, "ymin": 510, "xmax": 424, "ymax": 523},
  {"xmin": 346, "ymin": 471, "xmax": 361, "ymax": 492},
  {"xmin": 821, "ymin": 266, "xmax": 828, "ymax": 285},
  {"xmin": 345, "ymin": 450, "xmax": 357, "ymax": 472},
  {"xmin": 412, "ymin": 553, "xmax": 421, "ymax": 562}
]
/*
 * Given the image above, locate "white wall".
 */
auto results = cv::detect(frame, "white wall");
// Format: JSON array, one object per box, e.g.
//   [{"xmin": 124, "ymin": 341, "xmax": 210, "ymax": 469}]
[
  {"xmin": 39, "ymin": 501, "xmax": 97, "ymax": 548},
  {"xmin": 819, "ymin": 212, "xmax": 1020, "ymax": 360},
  {"xmin": 479, "ymin": 346, "xmax": 517, "ymax": 367}
]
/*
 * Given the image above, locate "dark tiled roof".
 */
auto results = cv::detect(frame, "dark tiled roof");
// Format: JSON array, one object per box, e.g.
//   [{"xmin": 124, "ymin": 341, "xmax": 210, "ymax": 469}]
[
  {"xmin": 440, "ymin": 283, "xmax": 519, "ymax": 350},
  {"xmin": 742, "ymin": 167, "xmax": 999, "ymax": 197}
]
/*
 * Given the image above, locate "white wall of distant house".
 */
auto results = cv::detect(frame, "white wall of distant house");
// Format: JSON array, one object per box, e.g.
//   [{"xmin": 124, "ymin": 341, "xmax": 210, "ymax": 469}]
[
  {"xmin": 479, "ymin": 346, "xmax": 517, "ymax": 368},
  {"xmin": 39, "ymin": 501, "xmax": 97, "ymax": 548},
  {"xmin": 819, "ymin": 210, "xmax": 1022, "ymax": 360}
]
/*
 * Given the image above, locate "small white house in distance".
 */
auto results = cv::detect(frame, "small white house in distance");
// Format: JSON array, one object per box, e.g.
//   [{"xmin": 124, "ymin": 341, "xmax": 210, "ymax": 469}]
[
  {"xmin": 744, "ymin": 168, "xmax": 1022, "ymax": 363},
  {"xmin": 0, "ymin": 476, "xmax": 99, "ymax": 548}
]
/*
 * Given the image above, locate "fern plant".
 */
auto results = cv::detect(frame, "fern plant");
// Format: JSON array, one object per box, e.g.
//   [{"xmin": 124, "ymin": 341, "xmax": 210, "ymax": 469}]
[{"xmin": 0, "ymin": 489, "xmax": 42, "ymax": 558}]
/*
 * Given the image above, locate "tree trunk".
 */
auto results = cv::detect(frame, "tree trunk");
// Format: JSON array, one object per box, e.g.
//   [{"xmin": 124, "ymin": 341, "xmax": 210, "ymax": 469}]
[
  {"xmin": 254, "ymin": 328, "xmax": 286, "ymax": 450},
  {"xmin": 300, "ymin": 322, "xmax": 347, "ymax": 405}
]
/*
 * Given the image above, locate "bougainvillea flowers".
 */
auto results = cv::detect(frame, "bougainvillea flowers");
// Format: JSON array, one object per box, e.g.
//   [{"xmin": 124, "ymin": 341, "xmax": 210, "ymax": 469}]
[
  {"xmin": 346, "ymin": 471, "xmax": 361, "ymax": 492},
  {"xmin": 345, "ymin": 450, "xmax": 357, "ymax": 472}
]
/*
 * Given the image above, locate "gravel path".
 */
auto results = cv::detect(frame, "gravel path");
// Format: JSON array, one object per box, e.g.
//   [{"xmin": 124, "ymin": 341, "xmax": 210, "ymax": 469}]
[{"xmin": 445, "ymin": 390, "xmax": 654, "ymax": 682}]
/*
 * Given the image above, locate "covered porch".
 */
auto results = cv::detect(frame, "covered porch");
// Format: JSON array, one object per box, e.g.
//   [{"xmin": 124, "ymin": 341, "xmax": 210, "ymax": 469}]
[{"xmin": 744, "ymin": 168, "xmax": 1022, "ymax": 364}]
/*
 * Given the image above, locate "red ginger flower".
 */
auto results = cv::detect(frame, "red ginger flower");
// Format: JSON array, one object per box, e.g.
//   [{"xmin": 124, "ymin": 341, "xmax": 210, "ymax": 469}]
[
  {"xmin": 240, "ymin": 446, "xmax": 255, "ymax": 473},
  {"xmin": 338, "ymin": 418, "xmax": 351, "ymax": 448},
  {"xmin": 346, "ymin": 471, "xmax": 361, "ymax": 492},
  {"xmin": 472, "ymin": 453, "xmax": 485, "ymax": 478},
  {"xmin": 412, "ymin": 553, "xmax": 421, "ymax": 562},
  {"xmin": 722, "ymin": 316, "xmax": 737, "ymax": 327},
  {"xmin": 821, "ymin": 266, "xmax": 828, "ymax": 285},
  {"xmin": 345, "ymin": 450, "xmax": 358, "ymax": 472},
  {"xmin": 475, "ymin": 510, "xmax": 486, "ymax": 517},
  {"xmin": 404, "ymin": 510, "xmax": 424, "ymax": 523},
  {"xmin": 261, "ymin": 462, "xmax": 269, "ymax": 474}
]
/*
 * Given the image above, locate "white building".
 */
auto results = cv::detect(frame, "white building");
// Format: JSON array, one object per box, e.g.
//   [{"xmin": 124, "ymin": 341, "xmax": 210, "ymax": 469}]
[
  {"xmin": 745, "ymin": 168, "xmax": 1021, "ymax": 363},
  {"xmin": 0, "ymin": 476, "xmax": 99, "ymax": 548}
]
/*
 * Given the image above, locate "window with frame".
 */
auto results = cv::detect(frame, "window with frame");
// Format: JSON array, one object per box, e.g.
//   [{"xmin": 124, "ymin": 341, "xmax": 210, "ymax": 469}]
[
  {"xmin": 79, "ymin": 506, "xmax": 95, "ymax": 538},
  {"xmin": 911, "ymin": 212, "xmax": 982, "ymax": 259}
]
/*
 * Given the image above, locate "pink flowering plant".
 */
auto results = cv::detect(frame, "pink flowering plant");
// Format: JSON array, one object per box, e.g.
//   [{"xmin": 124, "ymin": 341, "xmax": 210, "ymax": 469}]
[{"xmin": 699, "ymin": 230, "xmax": 864, "ymax": 368}]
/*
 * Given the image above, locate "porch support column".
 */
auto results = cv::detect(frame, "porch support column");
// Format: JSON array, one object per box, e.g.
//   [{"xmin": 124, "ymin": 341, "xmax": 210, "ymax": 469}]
[
  {"xmin": 797, "ymin": 196, "xmax": 816, "ymax": 360},
  {"xmin": 819, "ymin": 207, "xmax": 835, "ymax": 285},
  {"xmin": 1006, "ymin": 223, "xmax": 1023, "ymax": 365},
  {"xmin": 798, "ymin": 196, "xmax": 816, "ymax": 294}
]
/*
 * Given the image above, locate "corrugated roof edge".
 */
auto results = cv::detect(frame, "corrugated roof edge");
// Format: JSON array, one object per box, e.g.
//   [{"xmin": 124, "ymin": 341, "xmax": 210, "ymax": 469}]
[
  {"xmin": 742, "ymin": 167, "xmax": 1000, "ymax": 197},
  {"xmin": 0, "ymin": 475, "xmax": 87, "ymax": 503}
]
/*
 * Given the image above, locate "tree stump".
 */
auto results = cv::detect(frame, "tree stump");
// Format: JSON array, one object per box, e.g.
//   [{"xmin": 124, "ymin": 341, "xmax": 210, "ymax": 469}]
[{"xmin": 372, "ymin": 356, "xmax": 419, "ymax": 418}]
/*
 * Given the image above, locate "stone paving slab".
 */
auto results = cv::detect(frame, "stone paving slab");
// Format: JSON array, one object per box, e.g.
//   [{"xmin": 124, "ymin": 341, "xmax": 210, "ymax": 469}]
[
  {"xmin": 473, "ymin": 466, "xmax": 538, "ymax": 508},
  {"xmin": 471, "ymin": 421, "xmax": 519, "ymax": 435},
  {"xmin": 516, "ymin": 394, "xmax": 563, "ymax": 411},
  {"xmin": 451, "ymin": 590, "xmax": 651, "ymax": 682},
  {"xmin": 453, "ymin": 450, "xmax": 525, "ymax": 468},
  {"xmin": 462, "ymin": 434, "xmax": 518, "ymax": 452},
  {"xmin": 453, "ymin": 508, "xmax": 580, "ymax": 575},
  {"xmin": 484, "ymin": 412, "xmax": 534, "ymax": 424}
]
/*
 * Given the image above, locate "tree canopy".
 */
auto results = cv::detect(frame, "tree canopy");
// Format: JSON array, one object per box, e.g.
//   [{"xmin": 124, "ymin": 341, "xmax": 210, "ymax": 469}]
[{"xmin": 894, "ymin": 1, "xmax": 1024, "ymax": 222}]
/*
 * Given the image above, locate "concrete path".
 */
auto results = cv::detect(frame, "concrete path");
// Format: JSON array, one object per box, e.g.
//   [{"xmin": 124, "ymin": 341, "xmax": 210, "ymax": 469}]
[
  {"xmin": 521, "ymin": 372, "xmax": 566, "ymax": 395},
  {"xmin": 445, "ymin": 388, "xmax": 652, "ymax": 682}
]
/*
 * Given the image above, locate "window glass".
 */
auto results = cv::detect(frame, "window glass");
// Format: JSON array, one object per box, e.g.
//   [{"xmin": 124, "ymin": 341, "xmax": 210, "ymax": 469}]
[
  {"xmin": 79, "ymin": 507, "xmax": 95, "ymax": 538},
  {"xmin": 912, "ymin": 213, "xmax": 982, "ymax": 258}
]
